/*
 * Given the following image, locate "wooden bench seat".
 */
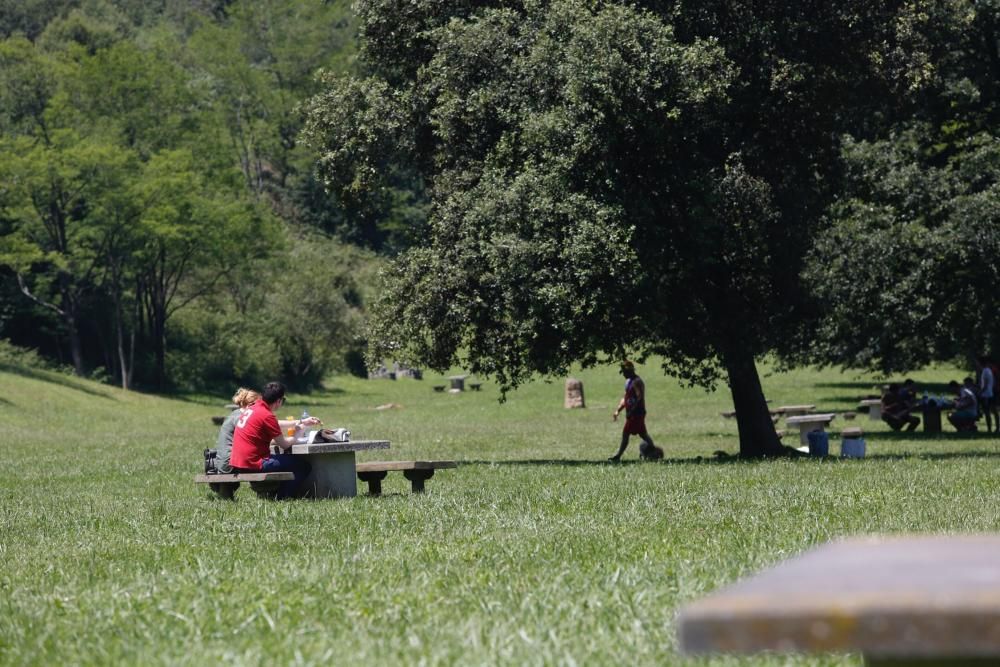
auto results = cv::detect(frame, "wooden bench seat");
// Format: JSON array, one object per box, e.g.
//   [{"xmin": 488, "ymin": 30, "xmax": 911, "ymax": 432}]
[
  {"xmin": 679, "ymin": 535, "xmax": 1000, "ymax": 666},
  {"xmin": 194, "ymin": 471, "xmax": 294, "ymax": 499},
  {"xmin": 355, "ymin": 460, "xmax": 457, "ymax": 495}
]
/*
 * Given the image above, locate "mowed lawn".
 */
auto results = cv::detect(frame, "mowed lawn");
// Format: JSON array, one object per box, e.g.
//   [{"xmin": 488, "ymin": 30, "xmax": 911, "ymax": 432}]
[{"xmin": 2, "ymin": 360, "xmax": 999, "ymax": 666}]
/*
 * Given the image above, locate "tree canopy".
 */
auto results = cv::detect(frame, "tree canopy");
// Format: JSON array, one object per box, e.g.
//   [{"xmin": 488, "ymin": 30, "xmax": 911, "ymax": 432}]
[
  {"xmin": 304, "ymin": 0, "xmax": 939, "ymax": 456},
  {"xmin": 805, "ymin": 1, "xmax": 1000, "ymax": 373}
]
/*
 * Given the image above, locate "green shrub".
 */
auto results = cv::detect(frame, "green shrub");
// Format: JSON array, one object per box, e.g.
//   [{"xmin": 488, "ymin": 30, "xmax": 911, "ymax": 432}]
[{"xmin": 0, "ymin": 338, "xmax": 69, "ymax": 373}]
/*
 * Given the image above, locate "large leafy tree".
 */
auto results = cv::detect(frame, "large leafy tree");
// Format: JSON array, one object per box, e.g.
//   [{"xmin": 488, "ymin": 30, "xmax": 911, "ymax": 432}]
[
  {"xmin": 805, "ymin": 1, "xmax": 1000, "ymax": 373},
  {"xmin": 304, "ymin": 0, "xmax": 930, "ymax": 457}
]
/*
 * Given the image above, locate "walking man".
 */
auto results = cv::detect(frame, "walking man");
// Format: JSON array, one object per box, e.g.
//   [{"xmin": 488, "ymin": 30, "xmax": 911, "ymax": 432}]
[{"xmin": 609, "ymin": 360, "xmax": 663, "ymax": 461}]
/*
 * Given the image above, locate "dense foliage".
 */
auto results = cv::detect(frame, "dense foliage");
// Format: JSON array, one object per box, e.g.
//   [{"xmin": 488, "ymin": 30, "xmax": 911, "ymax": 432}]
[
  {"xmin": 304, "ymin": 0, "xmax": 936, "ymax": 455},
  {"xmin": 0, "ymin": 0, "xmax": 388, "ymax": 390},
  {"xmin": 805, "ymin": 1, "xmax": 1000, "ymax": 373}
]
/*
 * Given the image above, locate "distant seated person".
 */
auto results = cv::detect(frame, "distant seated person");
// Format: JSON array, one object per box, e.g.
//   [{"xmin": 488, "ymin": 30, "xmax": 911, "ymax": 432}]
[
  {"xmin": 230, "ymin": 381, "xmax": 321, "ymax": 499},
  {"xmin": 946, "ymin": 379, "xmax": 979, "ymax": 432},
  {"xmin": 881, "ymin": 383, "xmax": 919, "ymax": 432},
  {"xmin": 210, "ymin": 387, "xmax": 261, "ymax": 474}
]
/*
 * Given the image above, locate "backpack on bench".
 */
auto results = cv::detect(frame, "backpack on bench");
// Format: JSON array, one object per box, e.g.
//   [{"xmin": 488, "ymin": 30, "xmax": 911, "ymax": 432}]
[{"xmin": 203, "ymin": 448, "xmax": 219, "ymax": 474}]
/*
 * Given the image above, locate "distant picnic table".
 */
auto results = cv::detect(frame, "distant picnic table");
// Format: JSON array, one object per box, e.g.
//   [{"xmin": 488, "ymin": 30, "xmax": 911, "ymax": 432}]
[
  {"xmin": 785, "ymin": 412, "xmax": 836, "ymax": 445},
  {"xmin": 859, "ymin": 398, "xmax": 883, "ymax": 420},
  {"xmin": 678, "ymin": 535, "xmax": 1000, "ymax": 666},
  {"xmin": 774, "ymin": 404, "xmax": 816, "ymax": 418}
]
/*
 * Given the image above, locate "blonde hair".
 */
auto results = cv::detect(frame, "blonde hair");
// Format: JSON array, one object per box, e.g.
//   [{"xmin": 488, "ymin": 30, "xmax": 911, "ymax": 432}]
[{"xmin": 231, "ymin": 387, "xmax": 261, "ymax": 408}]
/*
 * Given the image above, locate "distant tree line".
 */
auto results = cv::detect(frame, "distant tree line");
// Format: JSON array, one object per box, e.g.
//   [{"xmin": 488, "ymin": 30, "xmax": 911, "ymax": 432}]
[{"xmin": 0, "ymin": 0, "xmax": 426, "ymax": 390}]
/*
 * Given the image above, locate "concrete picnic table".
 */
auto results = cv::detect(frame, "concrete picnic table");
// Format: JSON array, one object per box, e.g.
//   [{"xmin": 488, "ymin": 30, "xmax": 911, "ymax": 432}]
[
  {"xmin": 860, "ymin": 398, "xmax": 883, "ymax": 421},
  {"xmin": 785, "ymin": 412, "xmax": 837, "ymax": 445},
  {"xmin": 678, "ymin": 535, "xmax": 1000, "ymax": 666},
  {"xmin": 271, "ymin": 439, "xmax": 390, "ymax": 498},
  {"xmin": 448, "ymin": 374, "xmax": 468, "ymax": 391}
]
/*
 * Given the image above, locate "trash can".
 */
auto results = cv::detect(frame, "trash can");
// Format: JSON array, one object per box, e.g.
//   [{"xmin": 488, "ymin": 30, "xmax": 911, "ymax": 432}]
[
  {"xmin": 806, "ymin": 430, "xmax": 829, "ymax": 457},
  {"xmin": 841, "ymin": 437, "xmax": 866, "ymax": 458}
]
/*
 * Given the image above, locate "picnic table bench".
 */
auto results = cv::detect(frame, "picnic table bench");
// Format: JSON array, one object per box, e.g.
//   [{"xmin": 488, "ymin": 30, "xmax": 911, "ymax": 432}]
[
  {"xmin": 784, "ymin": 412, "xmax": 836, "ymax": 445},
  {"xmin": 355, "ymin": 460, "xmax": 457, "ymax": 495},
  {"xmin": 678, "ymin": 535, "xmax": 1000, "ymax": 666},
  {"xmin": 194, "ymin": 471, "xmax": 293, "ymax": 499}
]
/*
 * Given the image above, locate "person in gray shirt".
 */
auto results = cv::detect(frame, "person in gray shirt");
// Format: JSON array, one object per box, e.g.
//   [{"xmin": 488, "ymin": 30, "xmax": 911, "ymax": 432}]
[{"xmin": 213, "ymin": 387, "xmax": 261, "ymax": 473}]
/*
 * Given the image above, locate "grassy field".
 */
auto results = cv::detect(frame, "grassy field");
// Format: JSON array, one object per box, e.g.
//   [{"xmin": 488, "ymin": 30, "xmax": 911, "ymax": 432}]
[{"xmin": 2, "ymin": 359, "xmax": 999, "ymax": 666}]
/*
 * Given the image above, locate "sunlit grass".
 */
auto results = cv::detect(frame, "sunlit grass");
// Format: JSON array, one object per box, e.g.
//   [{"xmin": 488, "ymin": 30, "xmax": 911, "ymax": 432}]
[{"xmin": 2, "ymin": 360, "xmax": 998, "ymax": 665}]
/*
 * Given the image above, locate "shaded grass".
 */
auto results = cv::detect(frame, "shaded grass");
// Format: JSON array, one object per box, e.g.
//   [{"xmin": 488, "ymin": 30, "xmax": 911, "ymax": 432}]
[{"xmin": 2, "ymin": 361, "xmax": 999, "ymax": 665}]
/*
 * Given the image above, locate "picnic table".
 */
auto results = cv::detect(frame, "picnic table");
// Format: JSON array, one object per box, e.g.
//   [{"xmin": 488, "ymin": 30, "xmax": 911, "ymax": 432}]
[
  {"xmin": 785, "ymin": 413, "xmax": 836, "ymax": 445},
  {"xmin": 919, "ymin": 399, "xmax": 947, "ymax": 433},
  {"xmin": 448, "ymin": 374, "xmax": 468, "ymax": 391},
  {"xmin": 860, "ymin": 398, "xmax": 883, "ymax": 421},
  {"xmin": 272, "ymin": 439, "xmax": 390, "ymax": 498},
  {"xmin": 678, "ymin": 535, "xmax": 1000, "ymax": 666}
]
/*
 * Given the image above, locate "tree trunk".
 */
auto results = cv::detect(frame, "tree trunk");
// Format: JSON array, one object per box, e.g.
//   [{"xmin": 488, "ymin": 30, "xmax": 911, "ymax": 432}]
[
  {"xmin": 723, "ymin": 344, "xmax": 786, "ymax": 458},
  {"xmin": 114, "ymin": 300, "xmax": 129, "ymax": 391},
  {"xmin": 57, "ymin": 275, "xmax": 85, "ymax": 377},
  {"xmin": 151, "ymin": 309, "xmax": 166, "ymax": 390},
  {"xmin": 65, "ymin": 310, "xmax": 85, "ymax": 377}
]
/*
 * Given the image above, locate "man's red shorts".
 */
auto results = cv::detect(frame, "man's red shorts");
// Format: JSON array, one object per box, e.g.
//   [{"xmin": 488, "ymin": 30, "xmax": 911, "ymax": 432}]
[{"xmin": 623, "ymin": 415, "xmax": 646, "ymax": 435}]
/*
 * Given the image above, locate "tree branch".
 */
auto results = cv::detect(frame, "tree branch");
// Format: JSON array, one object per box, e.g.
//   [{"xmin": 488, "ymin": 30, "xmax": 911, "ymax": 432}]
[{"xmin": 16, "ymin": 272, "xmax": 65, "ymax": 317}]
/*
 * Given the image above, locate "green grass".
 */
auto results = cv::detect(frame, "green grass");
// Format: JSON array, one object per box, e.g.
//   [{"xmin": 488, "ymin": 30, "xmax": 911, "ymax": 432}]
[{"xmin": 2, "ymin": 360, "xmax": 999, "ymax": 665}]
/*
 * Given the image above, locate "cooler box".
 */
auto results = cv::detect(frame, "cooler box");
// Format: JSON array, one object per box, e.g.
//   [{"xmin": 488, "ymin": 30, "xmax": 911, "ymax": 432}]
[{"xmin": 841, "ymin": 437, "xmax": 866, "ymax": 458}]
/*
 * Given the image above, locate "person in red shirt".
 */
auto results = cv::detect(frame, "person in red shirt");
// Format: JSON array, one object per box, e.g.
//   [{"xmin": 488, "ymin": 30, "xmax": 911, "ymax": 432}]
[
  {"xmin": 609, "ymin": 360, "xmax": 664, "ymax": 462},
  {"xmin": 231, "ymin": 381, "xmax": 317, "ymax": 498}
]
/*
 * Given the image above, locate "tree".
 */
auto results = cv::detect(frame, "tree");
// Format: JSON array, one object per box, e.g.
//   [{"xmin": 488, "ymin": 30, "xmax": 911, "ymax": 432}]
[
  {"xmin": 0, "ymin": 128, "xmax": 134, "ymax": 377},
  {"xmin": 0, "ymin": 29, "xmax": 276, "ymax": 388},
  {"xmin": 128, "ymin": 149, "xmax": 275, "ymax": 388},
  {"xmin": 304, "ymin": 0, "xmax": 933, "ymax": 457},
  {"xmin": 804, "ymin": 1, "xmax": 1000, "ymax": 373}
]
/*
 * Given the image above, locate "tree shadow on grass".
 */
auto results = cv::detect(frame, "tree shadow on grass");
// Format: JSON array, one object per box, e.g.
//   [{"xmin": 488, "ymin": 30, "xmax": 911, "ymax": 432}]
[
  {"xmin": 863, "ymin": 449, "xmax": 1000, "ymax": 462},
  {"xmin": 862, "ymin": 429, "xmax": 998, "ymax": 442},
  {"xmin": 813, "ymin": 380, "xmax": 956, "ymax": 394},
  {"xmin": 0, "ymin": 363, "xmax": 118, "ymax": 399},
  {"xmin": 811, "ymin": 397, "xmax": 875, "ymax": 408},
  {"xmin": 812, "ymin": 380, "xmax": 884, "ymax": 391},
  {"xmin": 462, "ymin": 446, "xmax": 1000, "ymax": 467},
  {"xmin": 707, "ymin": 429, "xmax": 994, "ymax": 444},
  {"xmin": 462, "ymin": 456, "xmax": 755, "ymax": 467}
]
